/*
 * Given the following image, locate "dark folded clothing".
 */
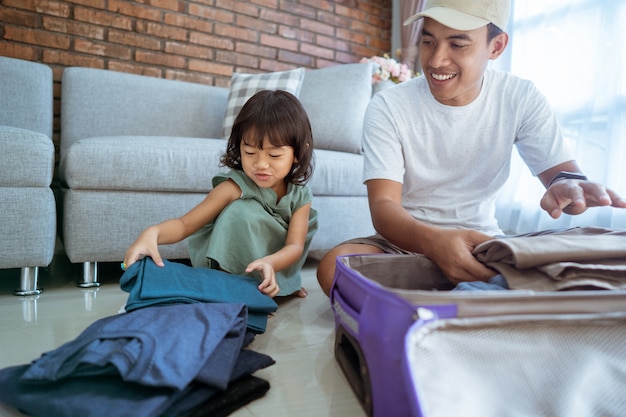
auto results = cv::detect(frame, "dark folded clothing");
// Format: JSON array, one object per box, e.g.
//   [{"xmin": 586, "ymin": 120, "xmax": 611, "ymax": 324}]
[
  {"xmin": 0, "ymin": 365, "xmax": 174, "ymax": 417},
  {"xmin": 120, "ymin": 258, "xmax": 278, "ymax": 333},
  {"xmin": 157, "ymin": 349, "xmax": 275, "ymax": 417},
  {"xmin": 0, "ymin": 303, "xmax": 275, "ymax": 417},
  {"xmin": 188, "ymin": 376, "xmax": 270, "ymax": 417},
  {"xmin": 0, "ymin": 351, "xmax": 274, "ymax": 417},
  {"xmin": 21, "ymin": 302, "xmax": 247, "ymax": 391}
]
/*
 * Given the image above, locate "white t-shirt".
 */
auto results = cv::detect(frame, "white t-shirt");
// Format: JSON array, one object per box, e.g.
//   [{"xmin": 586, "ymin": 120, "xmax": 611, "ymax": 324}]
[{"xmin": 363, "ymin": 70, "xmax": 573, "ymax": 236}]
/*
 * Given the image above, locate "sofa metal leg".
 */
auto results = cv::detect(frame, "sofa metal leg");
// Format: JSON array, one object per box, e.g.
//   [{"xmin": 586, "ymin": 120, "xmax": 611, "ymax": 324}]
[
  {"xmin": 13, "ymin": 267, "xmax": 43, "ymax": 296},
  {"xmin": 77, "ymin": 261, "xmax": 101, "ymax": 288},
  {"xmin": 20, "ymin": 296, "xmax": 39, "ymax": 322}
]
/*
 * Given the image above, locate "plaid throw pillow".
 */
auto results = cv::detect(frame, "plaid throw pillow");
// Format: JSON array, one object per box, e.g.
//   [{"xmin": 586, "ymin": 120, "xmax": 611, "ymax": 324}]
[{"xmin": 221, "ymin": 67, "xmax": 305, "ymax": 139}]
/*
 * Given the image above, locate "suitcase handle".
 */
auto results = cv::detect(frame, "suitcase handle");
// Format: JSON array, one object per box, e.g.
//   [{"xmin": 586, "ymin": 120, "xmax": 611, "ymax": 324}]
[
  {"xmin": 335, "ymin": 324, "xmax": 373, "ymax": 416},
  {"xmin": 331, "ymin": 283, "xmax": 362, "ymax": 335}
]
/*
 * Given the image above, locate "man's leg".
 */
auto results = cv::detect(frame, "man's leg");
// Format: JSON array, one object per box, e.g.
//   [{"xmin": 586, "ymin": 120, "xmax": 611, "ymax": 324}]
[{"xmin": 316, "ymin": 243, "xmax": 383, "ymax": 296}]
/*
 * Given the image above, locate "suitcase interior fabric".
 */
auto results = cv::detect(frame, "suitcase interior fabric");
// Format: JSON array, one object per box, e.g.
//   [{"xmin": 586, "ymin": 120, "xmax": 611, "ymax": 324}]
[
  {"xmin": 404, "ymin": 312, "xmax": 626, "ymax": 417},
  {"xmin": 331, "ymin": 253, "xmax": 626, "ymax": 417}
]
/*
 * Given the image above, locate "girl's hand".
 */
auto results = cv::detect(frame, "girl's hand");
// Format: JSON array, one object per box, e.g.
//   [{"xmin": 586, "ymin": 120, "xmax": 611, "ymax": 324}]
[
  {"xmin": 246, "ymin": 260, "xmax": 279, "ymax": 297},
  {"xmin": 123, "ymin": 229, "xmax": 165, "ymax": 269}
]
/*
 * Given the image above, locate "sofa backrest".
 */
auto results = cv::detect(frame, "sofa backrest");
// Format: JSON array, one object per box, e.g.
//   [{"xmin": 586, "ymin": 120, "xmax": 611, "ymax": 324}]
[
  {"xmin": 299, "ymin": 62, "xmax": 373, "ymax": 154},
  {"xmin": 60, "ymin": 67, "xmax": 228, "ymax": 155},
  {"xmin": 0, "ymin": 56, "xmax": 53, "ymax": 138},
  {"xmin": 60, "ymin": 63, "xmax": 374, "ymax": 156}
]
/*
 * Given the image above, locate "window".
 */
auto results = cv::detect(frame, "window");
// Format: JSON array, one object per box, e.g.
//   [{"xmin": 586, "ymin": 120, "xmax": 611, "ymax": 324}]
[{"xmin": 495, "ymin": 0, "xmax": 626, "ymax": 233}]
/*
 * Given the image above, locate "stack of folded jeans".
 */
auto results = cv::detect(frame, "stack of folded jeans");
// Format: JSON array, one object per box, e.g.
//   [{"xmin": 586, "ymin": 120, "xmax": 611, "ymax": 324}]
[{"xmin": 0, "ymin": 257, "xmax": 281, "ymax": 417}]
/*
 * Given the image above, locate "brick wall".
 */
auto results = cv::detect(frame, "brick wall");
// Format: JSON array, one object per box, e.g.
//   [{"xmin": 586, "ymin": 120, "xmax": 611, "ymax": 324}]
[{"xmin": 0, "ymin": 0, "xmax": 392, "ymax": 154}]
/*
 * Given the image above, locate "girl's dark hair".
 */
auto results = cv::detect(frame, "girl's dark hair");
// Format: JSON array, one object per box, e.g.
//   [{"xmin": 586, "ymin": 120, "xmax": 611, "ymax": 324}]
[{"xmin": 220, "ymin": 89, "xmax": 314, "ymax": 186}]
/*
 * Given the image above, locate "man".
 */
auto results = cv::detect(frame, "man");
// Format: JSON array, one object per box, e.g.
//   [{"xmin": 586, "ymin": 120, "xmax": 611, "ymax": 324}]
[{"xmin": 316, "ymin": 0, "xmax": 626, "ymax": 295}]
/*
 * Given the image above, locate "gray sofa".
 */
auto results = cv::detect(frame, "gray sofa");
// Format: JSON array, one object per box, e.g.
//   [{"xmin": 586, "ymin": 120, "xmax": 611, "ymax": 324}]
[
  {"xmin": 60, "ymin": 63, "xmax": 376, "ymax": 285},
  {"xmin": 0, "ymin": 56, "xmax": 56, "ymax": 295}
]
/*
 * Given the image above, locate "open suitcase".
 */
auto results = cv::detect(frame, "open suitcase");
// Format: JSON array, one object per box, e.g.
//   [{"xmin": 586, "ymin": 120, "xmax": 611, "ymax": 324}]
[{"xmin": 330, "ymin": 253, "xmax": 626, "ymax": 417}]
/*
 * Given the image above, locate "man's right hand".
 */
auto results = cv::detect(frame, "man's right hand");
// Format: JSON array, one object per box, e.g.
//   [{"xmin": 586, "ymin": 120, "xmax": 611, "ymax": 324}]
[
  {"xmin": 422, "ymin": 227, "xmax": 496, "ymax": 284},
  {"xmin": 366, "ymin": 179, "xmax": 497, "ymax": 284}
]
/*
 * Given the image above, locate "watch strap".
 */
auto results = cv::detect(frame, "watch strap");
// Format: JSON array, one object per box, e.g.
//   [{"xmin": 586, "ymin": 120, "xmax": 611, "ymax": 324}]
[{"xmin": 548, "ymin": 171, "xmax": 588, "ymax": 187}]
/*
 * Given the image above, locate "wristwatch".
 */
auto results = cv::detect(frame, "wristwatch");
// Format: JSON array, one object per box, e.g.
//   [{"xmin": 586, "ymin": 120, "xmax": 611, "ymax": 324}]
[{"xmin": 548, "ymin": 171, "xmax": 588, "ymax": 187}]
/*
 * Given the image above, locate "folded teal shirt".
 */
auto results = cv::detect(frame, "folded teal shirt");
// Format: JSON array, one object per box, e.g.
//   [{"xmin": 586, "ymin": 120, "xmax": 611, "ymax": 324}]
[{"xmin": 120, "ymin": 258, "xmax": 278, "ymax": 333}]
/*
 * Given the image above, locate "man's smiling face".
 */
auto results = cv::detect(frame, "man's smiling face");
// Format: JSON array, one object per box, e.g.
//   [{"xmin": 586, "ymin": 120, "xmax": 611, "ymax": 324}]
[{"xmin": 419, "ymin": 18, "xmax": 505, "ymax": 106}]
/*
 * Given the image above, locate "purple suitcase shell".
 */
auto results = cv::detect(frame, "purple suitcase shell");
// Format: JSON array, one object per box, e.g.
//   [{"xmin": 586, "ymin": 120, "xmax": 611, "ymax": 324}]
[
  {"xmin": 331, "ymin": 254, "xmax": 457, "ymax": 417},
  {"xmin": 330, "ymin": 253, "xmax": 626, "ymax": 417}
]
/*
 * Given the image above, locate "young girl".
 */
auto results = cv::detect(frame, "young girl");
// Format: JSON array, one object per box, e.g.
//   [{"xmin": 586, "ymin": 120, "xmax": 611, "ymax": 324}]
[{"xmin": 123, "ymin": 90, "xmax": 318, "ymax": 298}]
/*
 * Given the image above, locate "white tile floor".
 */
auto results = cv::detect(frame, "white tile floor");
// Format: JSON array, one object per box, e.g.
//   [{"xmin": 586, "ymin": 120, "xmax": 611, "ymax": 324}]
[{"xmin": 0, "ymin": 259, "xmax": 365, "ymax": 417}]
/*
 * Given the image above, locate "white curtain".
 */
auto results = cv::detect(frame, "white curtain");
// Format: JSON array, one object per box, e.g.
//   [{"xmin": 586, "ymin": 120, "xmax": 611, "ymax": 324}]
[
  {"xmin": 494, "ymin": 0, "xmax": 626, "ymax": 234},
  {"xmin": 399, "ymin": 0, "xmax": 425, "ymax": 72}
]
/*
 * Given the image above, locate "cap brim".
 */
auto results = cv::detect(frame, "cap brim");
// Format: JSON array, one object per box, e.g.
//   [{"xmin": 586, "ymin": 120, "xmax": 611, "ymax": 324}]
[{"xmin": 403, "ymin": 7, "xmax": 490, "ymax": 31}]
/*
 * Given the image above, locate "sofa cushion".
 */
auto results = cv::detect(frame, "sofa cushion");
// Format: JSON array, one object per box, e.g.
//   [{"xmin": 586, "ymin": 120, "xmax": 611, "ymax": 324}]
[
  {"xmin": 221, "ymin": 68, "xmax": 305, "ymax": 139},
  {"xmin": 61, "ymin": 67, "xmax": 228, "ymax": 155},
  {"xmin": 0, "ymin": 126, "xmax": 54, "ymax": 187},
  {"xmin": 299, "ymin": 63, "xmax": 372, "ymax": 154},
  {"xmin": 60, "ymin": 136, "xmax": 227, "ymax": 192},
  {"xmin": 308, "ymin": 149, "xmax": 366, "ymax": 197}
]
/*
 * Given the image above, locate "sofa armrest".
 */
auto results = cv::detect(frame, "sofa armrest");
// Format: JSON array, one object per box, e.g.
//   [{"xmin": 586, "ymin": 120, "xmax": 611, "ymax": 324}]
[
  {"xmin": 0, "ymin": 126, "xmax": 54, "ymax": 187},
  {"xmin": 0, "ymin": 57, "xmax": 53, "ymax": 138}
]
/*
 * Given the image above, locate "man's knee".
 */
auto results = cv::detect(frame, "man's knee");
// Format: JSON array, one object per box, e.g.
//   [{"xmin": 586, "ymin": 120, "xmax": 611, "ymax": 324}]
[
  {"xmin": 316, "ymin": 247, "xmax": 342, "ymax": 296},
  {"xmin": 316, "ymin": 243, "xmax": 382, "ymax": 296}
]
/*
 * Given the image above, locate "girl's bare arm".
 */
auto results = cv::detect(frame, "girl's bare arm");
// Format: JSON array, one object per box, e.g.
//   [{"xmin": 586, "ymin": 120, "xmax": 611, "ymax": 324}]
[{"xmin": 124, "ymin": 180, "xmax": 241, "ymax": 267}]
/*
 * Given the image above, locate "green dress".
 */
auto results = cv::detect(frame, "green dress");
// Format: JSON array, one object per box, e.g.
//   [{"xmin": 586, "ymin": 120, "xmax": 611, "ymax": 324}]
[{"xmin": 188, "ymin": 169, "xmax": 318, "ymax": 296}]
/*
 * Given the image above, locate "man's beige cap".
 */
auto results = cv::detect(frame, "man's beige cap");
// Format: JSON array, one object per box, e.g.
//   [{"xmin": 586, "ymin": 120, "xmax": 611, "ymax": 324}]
[{"xmin": 404, "ymin": 0, "xmax": 511, "ymax": 31}]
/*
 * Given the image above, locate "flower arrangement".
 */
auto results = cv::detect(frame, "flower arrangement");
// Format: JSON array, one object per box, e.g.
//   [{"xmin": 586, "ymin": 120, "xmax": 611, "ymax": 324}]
[{"xmin": 360, "ymin": 54, "xmax": 413, "ymax": 84}]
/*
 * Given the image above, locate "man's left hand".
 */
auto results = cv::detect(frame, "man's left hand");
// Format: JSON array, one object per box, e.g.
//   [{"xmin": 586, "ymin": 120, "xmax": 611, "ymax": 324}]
[{"xmin": 540, "ymin": 180, "xmax": 626, "ymax": 219}]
